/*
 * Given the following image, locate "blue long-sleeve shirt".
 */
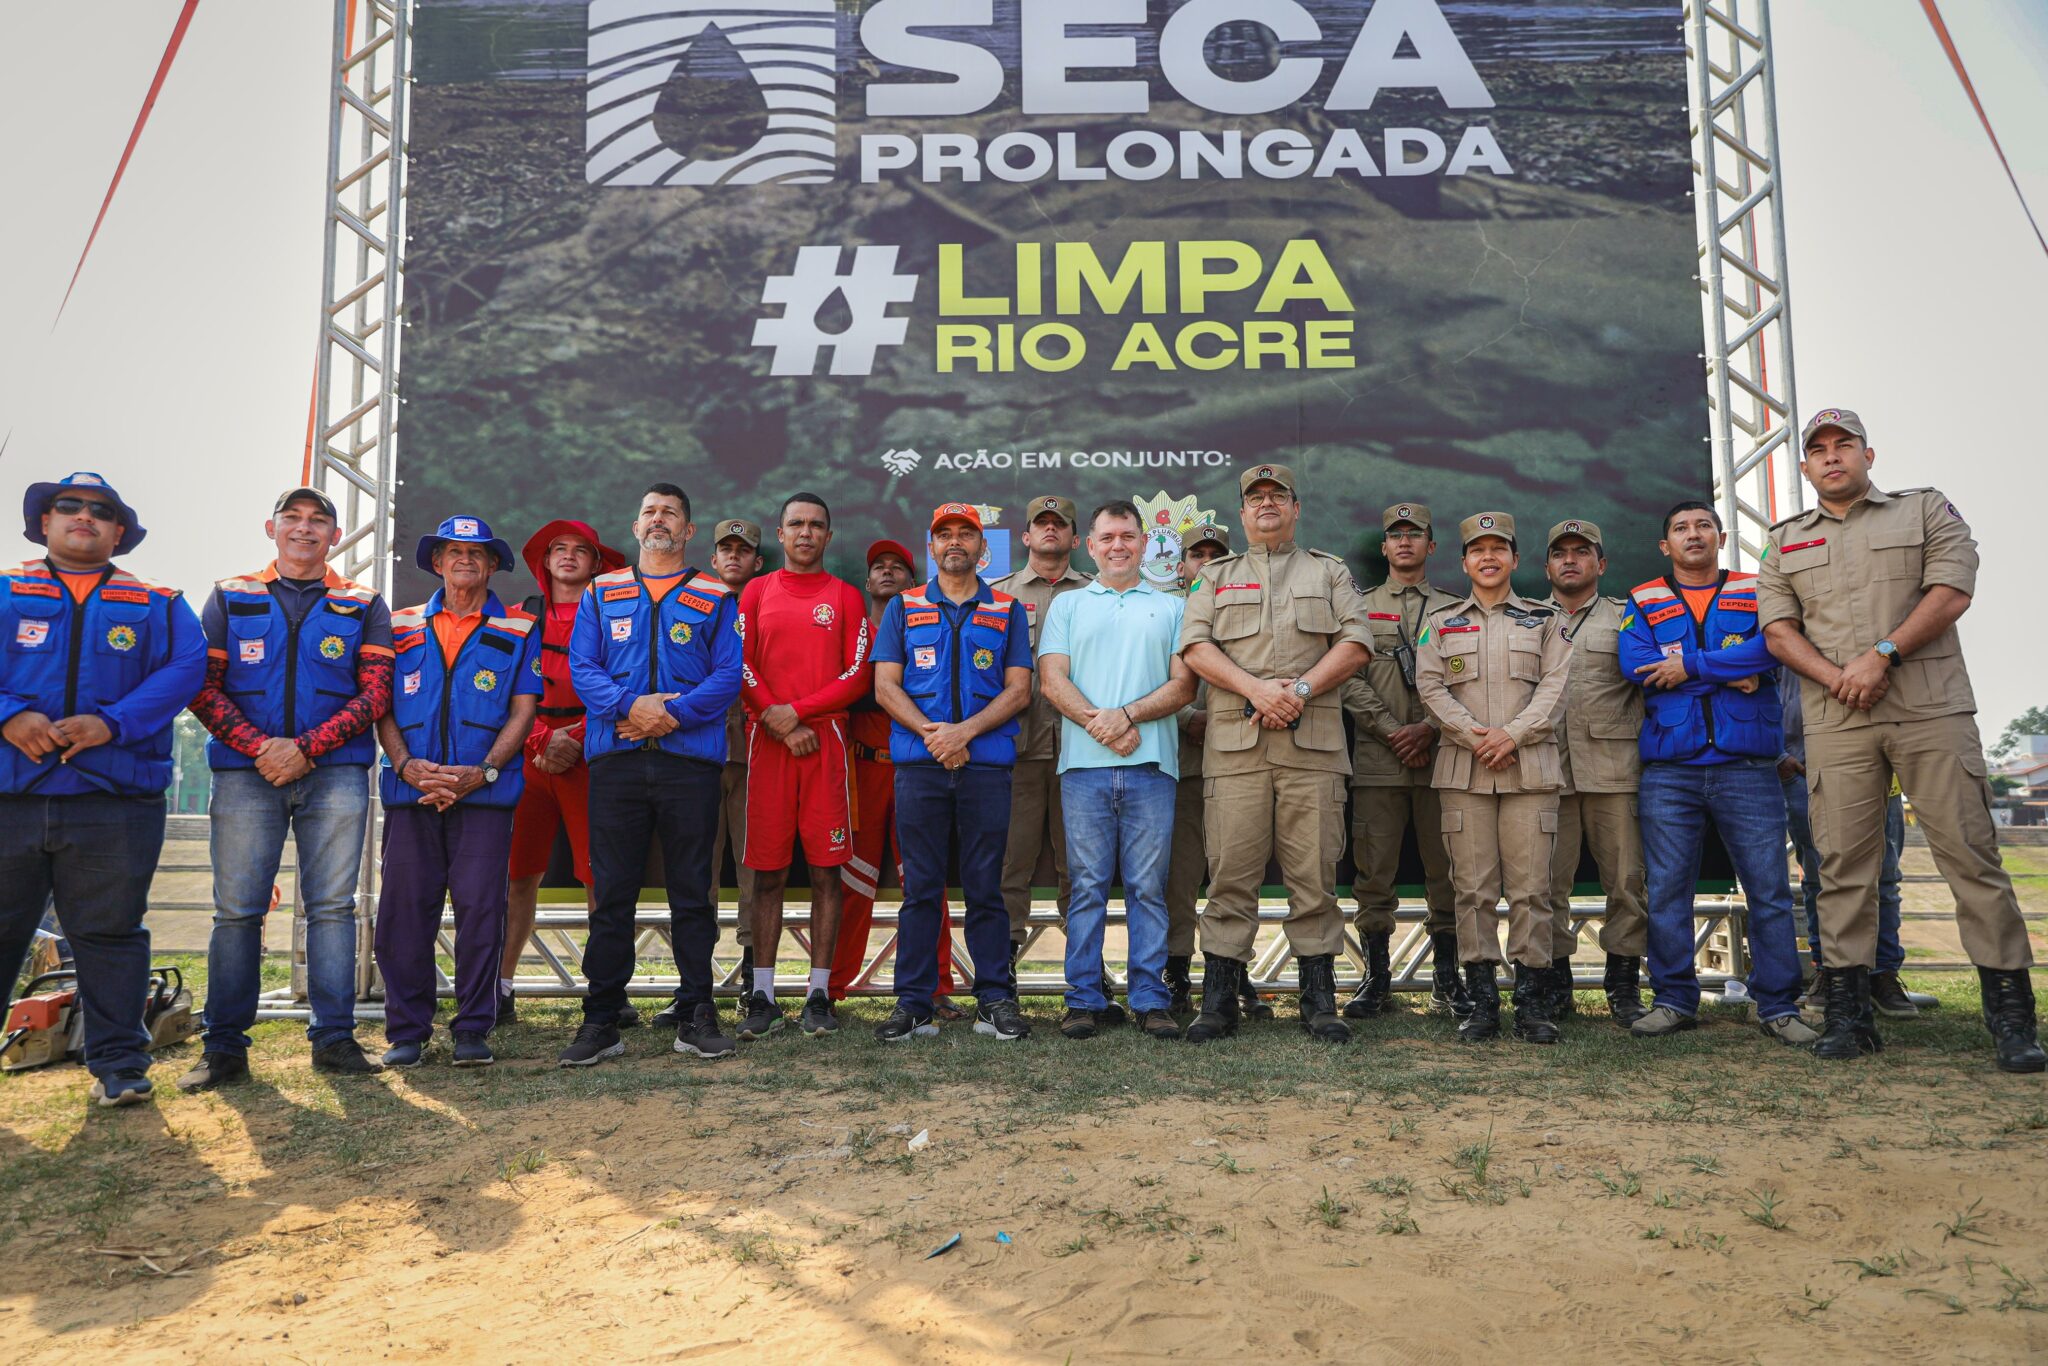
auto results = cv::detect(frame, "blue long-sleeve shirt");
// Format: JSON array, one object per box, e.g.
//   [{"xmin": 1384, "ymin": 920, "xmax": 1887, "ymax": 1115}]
[
  {"xmin": 568, "ymin": 574, "xmax": 741, "ymax": 765},
  {"xmin": 1618, "ymin": 573, "xmax": 1782, "ymax": 765}
]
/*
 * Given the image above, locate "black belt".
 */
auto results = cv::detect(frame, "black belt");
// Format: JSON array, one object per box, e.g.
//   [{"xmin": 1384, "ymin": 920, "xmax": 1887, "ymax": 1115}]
[
  {"xmin": 854, "ymin": 742, "xmax": 891, "ymax": 763},
  {"xmin": 538, "ymin": 706, "xmax": 585, "ymax": 719}
]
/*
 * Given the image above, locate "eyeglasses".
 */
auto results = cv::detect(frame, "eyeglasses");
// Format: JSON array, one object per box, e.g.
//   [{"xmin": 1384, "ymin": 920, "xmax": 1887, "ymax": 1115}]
[
  {"xmin": 1243, "ymin": 492, "xmax": 1291, "ymax": 508},
  {"xmin": 50, "ymin": 496, "xmax": 119, "ymax": 521},
  {"xmin": 1385, "ymin": 530, "xmax": 1428, "ymax": 543}
]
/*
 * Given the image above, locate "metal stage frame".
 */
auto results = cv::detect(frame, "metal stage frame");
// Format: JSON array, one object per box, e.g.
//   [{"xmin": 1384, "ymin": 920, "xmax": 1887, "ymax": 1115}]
[{"xmin": 263, "ymin": 0, "xmax": 1789, "ymax": 1017}]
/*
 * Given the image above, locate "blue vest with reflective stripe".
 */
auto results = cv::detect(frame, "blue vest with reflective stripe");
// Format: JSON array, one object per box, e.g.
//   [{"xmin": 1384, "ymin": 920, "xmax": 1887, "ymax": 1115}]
[
  {"xmin": 582, "ymin": 567, "xmax": 735, "ymax": 766},
  {"xmin": 889, "ymin": 582, "xmax": 1020, "ymax": 768},
  {"xmin": 0, "ymin": 561, "xmax": 183, "ymax": 795},
  {"xmin": 379, "ymin": 590, "xmax": 535, "ymax": 809},
  {"xmin": 209, "ymin": 571, "xmax": 380, "ymax": 770},
  {"xmin": 1628, "ymin": 572, "xmax": 1781, "ymax": 762}
]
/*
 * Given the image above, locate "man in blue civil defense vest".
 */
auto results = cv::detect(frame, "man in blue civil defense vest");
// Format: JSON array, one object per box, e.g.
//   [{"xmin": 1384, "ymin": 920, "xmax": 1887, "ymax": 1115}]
[
  {"xmin": 557, "ymin": 483, "xmax": 744, "ymax": 1068},
  {"xmin": 181, "ymin": 487, "xmax": 395, "ymax": 1091},
  {"xmin": 0, "ymin": 472, "xmax": 206, "ymax": 1107},
  {"xmin": 870, "ymin": 502, "xmax": 1034, "ymax": 1043},
  {"xmin": 1619, "ymin": 501, "xmax": 1814, "ymax": 1045},
  {"xmin": 372, "ymin": 515, "xmax": 540, "ymax": 1069}
]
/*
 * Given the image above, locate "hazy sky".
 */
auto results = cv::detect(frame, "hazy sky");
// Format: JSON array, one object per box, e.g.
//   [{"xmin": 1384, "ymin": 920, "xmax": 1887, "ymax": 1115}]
[{"xmin": 1, "ymin": 1, "xmax": 2044, "ymax": 739}]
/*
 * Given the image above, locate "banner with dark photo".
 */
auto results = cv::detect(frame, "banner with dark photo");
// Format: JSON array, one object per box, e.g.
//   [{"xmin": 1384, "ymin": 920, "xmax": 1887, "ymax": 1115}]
[{"xmin": 401, "ymin": 0, "xmax": 1709, "ymax": 609}]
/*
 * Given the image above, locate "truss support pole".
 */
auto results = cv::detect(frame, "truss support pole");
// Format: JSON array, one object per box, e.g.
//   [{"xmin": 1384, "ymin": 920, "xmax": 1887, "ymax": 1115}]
[{"xmin": 1687, "ymin": 0, "xmax": 1802, "ymax": 570}]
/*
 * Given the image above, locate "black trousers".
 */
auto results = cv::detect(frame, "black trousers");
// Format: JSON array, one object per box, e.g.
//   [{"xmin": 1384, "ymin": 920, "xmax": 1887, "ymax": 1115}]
[{"xmin": 581, "ymin": 749, "xmax": 720, "ymax": 1022}]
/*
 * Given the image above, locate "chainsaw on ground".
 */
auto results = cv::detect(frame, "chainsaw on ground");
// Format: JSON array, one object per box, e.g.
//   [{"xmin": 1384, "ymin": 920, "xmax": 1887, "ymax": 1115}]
[{"xmin": 2, "ymin": 964, "xmax": 197, "ymax": 1071}]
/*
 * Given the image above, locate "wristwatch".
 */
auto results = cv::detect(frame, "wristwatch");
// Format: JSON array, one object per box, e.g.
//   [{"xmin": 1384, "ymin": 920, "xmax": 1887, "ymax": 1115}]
[
  {"xmin": 1875, "ymin": 640, "xmax": 1902, "ymax": 669},
  {"xmin": 481, "ymin": 762, "xmax": 501, "ymax": 784},
  {"xmin": 1291, "ymin": 680, "xmax": 1313, "ymax": 700}
]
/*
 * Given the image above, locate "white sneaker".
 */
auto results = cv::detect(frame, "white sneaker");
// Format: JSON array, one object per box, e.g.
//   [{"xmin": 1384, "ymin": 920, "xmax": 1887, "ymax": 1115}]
[{"xmin": 1760, "ymin": 1014, "xmax": 1820, "ymax": 1046}]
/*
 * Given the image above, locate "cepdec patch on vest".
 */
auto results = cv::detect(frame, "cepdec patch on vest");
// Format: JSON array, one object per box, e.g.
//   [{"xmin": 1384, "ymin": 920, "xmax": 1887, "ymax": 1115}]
[
  {"xmin": 611, "ymin": 618, "xmax": 632, "ymax": 642},
  {"xmin": 100, "ymin": 586, "xmax": 150, "ymax": 605},
  {"xmin": 403, "ymin": 671, "xmax": 421, "ymax": 696},
  {"xmin": 240, "ymin": 640, "xmax": 266, "ymax": 664},
  {"xmin": 914, "ymin": 646, "xmax": 936, "ymax": 669},
  {"xmin": 15, "ymin": 620, "xmax": 48, "ymax": 648}
]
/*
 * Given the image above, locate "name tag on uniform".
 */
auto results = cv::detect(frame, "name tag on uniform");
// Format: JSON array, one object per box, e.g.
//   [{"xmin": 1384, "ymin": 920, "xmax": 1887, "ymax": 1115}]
[
  {"xmin": 1720, "ymin": 598, "xmax": 1757, "ymax": 613},
  {"xmin": 15, "ymin": 620, "xmax": 48, "ymax": 647},
  {"xmin": 1368, "ymin": 612, "xmax": 1401, "ymax": 622},
  {"xmin": 914, "ymin": 646, "xmax": 936, "ymax": 669},
  {"xmin": 101, "ymin": 586, "xmax": 150, "ymax": 605},
  {"xmin": 1781, "ymin": 538, "xmax": 1826, "ymax": 553},
  {"xmin": 1219, "ymin": 582, "xmax": 1260, "ymax": 593},
  {"xmin": 602, "ymin": 585, "xmax": 638, "ymax": 601},
  {"xmin": 610, "ymin": 618, "xmax": 632, "ymax": 642},
  {"xmin": 240, "ymin": 639, "xmax": 266, "ymax": 664},
  {"xmin": 1645, "ymin": 605, "xmax": 1684, "ymax": 626}
]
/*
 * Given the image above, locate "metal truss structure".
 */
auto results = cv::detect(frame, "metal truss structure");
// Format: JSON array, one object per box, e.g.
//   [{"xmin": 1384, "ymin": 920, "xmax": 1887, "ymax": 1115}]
[
  {"xmin": 1687, "ymin": 0, "xmax": 1803, "ymax": 569},
  {"xmin": 263, "ymin": 0, "xmax": 1782, "ymax": 1015}
]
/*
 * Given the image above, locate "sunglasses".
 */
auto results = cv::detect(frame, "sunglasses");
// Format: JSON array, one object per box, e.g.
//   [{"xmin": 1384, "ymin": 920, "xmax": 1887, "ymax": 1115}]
[{"xmin": 50, "ymin": 496, "xmax": 119, "ymax": 522}]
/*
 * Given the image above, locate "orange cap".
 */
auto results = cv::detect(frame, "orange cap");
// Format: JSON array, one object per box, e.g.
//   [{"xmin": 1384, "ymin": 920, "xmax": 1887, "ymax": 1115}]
[{"xmin": 929, "ymin": 502, "xmax": 983, "ymax": 532}]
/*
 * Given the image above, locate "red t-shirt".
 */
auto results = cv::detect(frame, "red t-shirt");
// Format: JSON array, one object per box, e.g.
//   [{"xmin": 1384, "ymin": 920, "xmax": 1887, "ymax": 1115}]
[{"xmin": 738, "ymin": 569, "xmax": 872, "ymax": 723}]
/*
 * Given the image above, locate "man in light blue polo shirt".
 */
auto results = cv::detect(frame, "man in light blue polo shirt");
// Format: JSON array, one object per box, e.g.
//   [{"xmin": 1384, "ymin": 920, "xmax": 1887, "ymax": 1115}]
[{"xmin": 1039, "ymin": 500, "xmax": 1196, "ymax": 1040}]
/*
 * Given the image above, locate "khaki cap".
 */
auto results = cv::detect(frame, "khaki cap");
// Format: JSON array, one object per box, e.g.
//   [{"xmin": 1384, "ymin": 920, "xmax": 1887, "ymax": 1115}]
[
  {"xmin": 1239, "ymin": 462, "xmax": 1296, "ymax": 497},
  {"xmin": 1547, "ymin": 518, "xmax": 1602, "ymax": 551},
  {"xmin": 1026, "ymin": 495, "xmax": 1078, "ymax": 527},
  {"xmin": 1382, "ymin": 501, "xmax": 1431, "ymax": 532},
  {"xmin": 1801, "ymin": 407, "xmax": 1868, "ymax": 447},
  {"xmin": 713, "ymin": 518, "xmax": 762, "ymax": 548},
  {"xmin": 1459, "ymin": 511, "xmax": 1516, "ymax": 547},
  {"xmin": 1186, "ymin": 522, "xmax": 1230, "ymax": 551}
]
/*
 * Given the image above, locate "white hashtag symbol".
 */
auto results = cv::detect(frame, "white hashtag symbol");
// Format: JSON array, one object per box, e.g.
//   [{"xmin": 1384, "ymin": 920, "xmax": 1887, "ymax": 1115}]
[{"xmin": 752, "ymin": 245, "xmax": 919, "ymax": 377}]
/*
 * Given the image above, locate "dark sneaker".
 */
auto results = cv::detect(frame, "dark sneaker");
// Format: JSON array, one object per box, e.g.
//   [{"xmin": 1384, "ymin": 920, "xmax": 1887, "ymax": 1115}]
[
  {"xmin": 975, "ymin": 998, "xmax": 1031, "ymax": 1041},
  {"xmin": 651, "ymin": 998, "xmax": 683, "ymax": 1030},
  {"xmin": 876, "ymin": 1005, "xmax": 939, "ymax": 1042},
  {"xmin": 799, "ymin": 992, "xmax": 840, "ymax": 1037},
  {"xmin": 1096, "ymin": 1000, "xmax": 1128, "ymax": 1028},
  {"xmin": 496, "ymin": 990, "xmax": 518, "ymax": 1027},
  {"xmin": 1869, "ymin": 971, "xmax": 1920, "ymax": 1020},
  {"xmin": 675, "ymin": 1003, "xmax": 737, "ymax": 1060},
  {"xmin": 452, "ymin": 1032, "xmax": 495, "ymax": 1067},
  {"xmin": 311, "ymin": 1038, "xmax": 383, "ymax": 1075},
  {"xmin": 381, "ymin": 1041, "xmax": 426, "ymax": 1069},
  {"xmin": 616, "ymin": 1004, "xmax": 642, "ymax": 1030},
  {"xmin": 556, "ymin": 1021, "xmax": 623, "ymax": 1068},
  {"xmin": 176, "ymin": 1051, "xmax": 249, "ymax": 1092},
  {"xmin": 737, "ymin": 992, "xmax": 786, "ymax": 1041},
  {"xmin": 1136, "ymin": 1009, "xmax": 1181, "ymax": 1040},
  {"xmin": 1239, "ymin": 980, "xmax": 1276, "ymax": 1022},
  {"xmin": 1059, "ymin": 1008, "xmax": 1099, "ymax": 1040},
  {"xmin": 89, "ymin": 1070, "xmax": 154, "ymax": 1108}
]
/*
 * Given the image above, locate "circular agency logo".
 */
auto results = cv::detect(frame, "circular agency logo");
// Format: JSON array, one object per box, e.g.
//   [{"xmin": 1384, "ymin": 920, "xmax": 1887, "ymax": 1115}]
[
  {"xmin": 972, "ymin": 647, "xmax": 995, "ymax": 671},
  {"xmin": 319, "ymin": 635, "xmax": 347, "ymax": 660},
  {"xmin": 812, "ymin": 603, "xmax": 836, "ymax": 626},
  {"xmin": 472, "ymin": 668, "xmax": 499, "ymax": 693},
  {"xmin": 105, "ymin": 624, "xmax": 138, "ymax": 652},
  {"xmin": 670, "ymin": 621, "xmax": 693, "ymax": 645}
]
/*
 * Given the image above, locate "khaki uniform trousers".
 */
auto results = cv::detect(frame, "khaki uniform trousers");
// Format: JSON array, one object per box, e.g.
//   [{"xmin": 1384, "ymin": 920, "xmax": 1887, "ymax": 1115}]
[
  {"xmin": 718, "ymin": 761, "xmax": 761, "ymax": 950},
  {"xmin": 1165, "ymin": 774, "xmax": 1205, "ymax": 956},
  {"xmin": 1547, "ymin": 792, "xmax": 1649, "ymax": 958},
  {"xmin": 1806, "ymin": 714, "xmax": 2031, "ymax": 970},
  {"xmin": 1002, "ymin": 757, "xmax": 1071, "ymax": 943},
  {"xmin": 1200, "ymin": 769, "xmax": 1348, "ymax": 962},
  {"xmin": 1440, "ymin": 790, "xmax": 1558, "ymax": 968},
  {"xmin": 1350, "ymin": 785, "xmax": 1456, "ymax": 937}
]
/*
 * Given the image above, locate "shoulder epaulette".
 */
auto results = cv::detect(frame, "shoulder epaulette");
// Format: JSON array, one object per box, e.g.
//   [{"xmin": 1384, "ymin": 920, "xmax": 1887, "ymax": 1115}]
[
  {"xmin": 1423, "ymin": 600, "xmax": 1463, "ymax": 619},
  {"xmin": 594, "ymin": 567, "xmax": 637, "ymax": 586},
  {"xmin": 1603, "ymin": 594, "xmax": 1629, "ymax": 609},
  {"xmin": 217, "ymin": 572, "xmax": 269, "ymax": 593},
  {"xmin": 1889, "ymin": 487, "xmax": 1936, "ymax": 496},
  {"xmin": 1630, "ymin": 578, "xmax": 1676, "ymax": 603},
  {"xmin": 1767, "ymin": 507, "xmax": 1816, "ymax": 532},
  {"xmin": 106, "ymin": 566, "xmax": 179, "ymax": 598},
  {"xmin": 1724, "ymin": 571, "xmax": 1758, "ymax": 585},
  {"xmin": 488, "ymin": 613, "xmax": 536, "ymax": 635},
  {"xmin": 392, "ymin": 606, "xmax": 429, "ymax": 630}
]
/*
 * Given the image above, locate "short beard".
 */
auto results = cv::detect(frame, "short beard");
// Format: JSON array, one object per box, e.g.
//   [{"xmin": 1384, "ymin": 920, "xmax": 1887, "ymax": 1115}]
[{"xmin": 640, "ymin": 530, "xmax": 676, "ymax": 552}]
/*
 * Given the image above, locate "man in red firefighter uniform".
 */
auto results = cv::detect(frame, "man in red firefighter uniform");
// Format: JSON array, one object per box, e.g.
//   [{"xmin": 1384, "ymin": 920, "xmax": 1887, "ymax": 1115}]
[{"xmin": 499, "ymin": 519, "xmax": 627, "ymax": 1024}]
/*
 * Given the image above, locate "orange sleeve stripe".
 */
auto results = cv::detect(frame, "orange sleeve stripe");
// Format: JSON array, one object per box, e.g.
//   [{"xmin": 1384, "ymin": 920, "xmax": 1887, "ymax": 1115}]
[{"xmin": 359, "ymin": 644, "xmax": 396, "ymax": 659}]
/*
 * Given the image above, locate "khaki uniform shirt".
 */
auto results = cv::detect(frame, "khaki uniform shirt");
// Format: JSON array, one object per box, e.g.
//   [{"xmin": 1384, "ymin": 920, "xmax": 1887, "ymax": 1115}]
[
  {"xmin": 1341, "ymin": 578, "xmax": 1459, "ymax": 788},
  {"xmin": 1177, "ymin": 540, "xmax": 1373, "ymax": 777},
  {"xmin": 991, "ymin": 561, "xmax": 1091, "ymax": 761},
  {"xmin": 724, "ymin": 698, "xmax": 748, "ymax": 765},
  {"xmin": 1756, "ymin": 487, "xmax": 1979, "ymax": 733},
  {"xmin": 1166, "ymin": 580, "xmax": 1207, "ymax": 779},
  {"xmin": 1414, "ymin": 592, "xmax": 1571, "ymax": 794},
  {"xmin": 1544, "ymin": 594, "xmax": 1642, "ymax": 795}
]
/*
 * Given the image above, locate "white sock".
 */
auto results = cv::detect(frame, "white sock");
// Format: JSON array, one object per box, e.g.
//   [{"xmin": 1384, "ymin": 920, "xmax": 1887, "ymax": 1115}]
[
  {"xmin": 809, "ymin": 967, "xmax": 831, "ymax": 998},
  {"xmin": 755, "ymin": 966, "xmax": 776, "ymax": 1001},
  {"xmin": 500, "ymin": 978, "xmax": 515, "ymax": 995}
]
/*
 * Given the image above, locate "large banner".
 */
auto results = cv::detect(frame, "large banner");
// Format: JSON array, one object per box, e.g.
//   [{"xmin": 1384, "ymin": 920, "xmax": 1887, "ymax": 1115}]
[{"xmin": 401, "ymin": 0, "xmax": 1708, "ymax": 600}]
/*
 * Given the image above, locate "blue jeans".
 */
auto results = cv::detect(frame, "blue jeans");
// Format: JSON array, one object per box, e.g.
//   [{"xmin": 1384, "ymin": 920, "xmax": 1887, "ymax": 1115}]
[
  {"xmin": 1060, "ymin": 764, "xmax": 1175, "ymax": 1014},
  {"xmin": 204, "ymin": 765, "xmax": 371, "ymax": 1054},
  {"xmin": 0, "ymin": 794, "xmax": 166, "ymax": 1078},
  {"xmin": 894, "ymin": 764, "xmax": 1013, "ymax": 1013},
  {"xmin": 1638, "ymin": 759, "xmax": 1802, "ymax": 1021},
  {"xmin": 1784, "ymin": 777, "xmax": 1904, "ymax": 973}
]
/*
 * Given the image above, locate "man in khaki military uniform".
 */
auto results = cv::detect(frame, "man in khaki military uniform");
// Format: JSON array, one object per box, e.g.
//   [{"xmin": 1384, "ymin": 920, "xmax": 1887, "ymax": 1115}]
[
  {"xmin": 1178, "ymin": 464, "xmax": 1372, "ymax": 1045},
  {"xmin": 1759, "ymin": 408, "xmax": 2043, "ymax": 1072},
  {"xmin": 1339, "ymin": 502, "xmax": 1467, "ymax": 1020},
  {"xmin": 992, "ymin": 496, "xmax": 1090, "ymax": 976},
  {"xmin": 1541, "ymin": 519, "xmax": 1650, "ymax": 1025},
  {"xmin": 1415, "ymin": 512, "xmax": 1572, "ymax": 1044},
  {"xmin": 690, "ymin": 520, "xmax": 765, "ymax": 1024},
  {"xmin": 1164, "ymin": 523, "xmax": 1251, "ymax": 1016}
]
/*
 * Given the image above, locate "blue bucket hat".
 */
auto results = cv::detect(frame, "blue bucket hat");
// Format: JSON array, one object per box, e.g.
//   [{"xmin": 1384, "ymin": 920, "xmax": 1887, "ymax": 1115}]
[
  {"xmin": 23, "ymin": 471, "xmax": 148, "ymax": 555},
  {"xmin": 415, "ymin": 513, "xmax": 513, "ymax": 575}
]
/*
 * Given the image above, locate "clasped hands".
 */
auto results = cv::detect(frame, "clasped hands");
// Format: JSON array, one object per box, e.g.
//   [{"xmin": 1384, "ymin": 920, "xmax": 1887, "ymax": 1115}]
[
  {"xmin": 760, "ymin": 703, "xmax": 819, "ymax": 758},
  {"xmin": 2, "ymin": 710, "xmax": 113, "ymax": 763}
]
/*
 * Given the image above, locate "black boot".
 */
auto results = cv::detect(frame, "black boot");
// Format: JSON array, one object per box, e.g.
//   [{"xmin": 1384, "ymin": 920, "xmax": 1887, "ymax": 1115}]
[
  {"xmin": 1429, "ymin": 931, "xmax": 1474, "ymax": 1018},
  {"xmin": 1978, "ymin": 967, "xmax": 2048, "ymax": 1074},
  {"xmin": 1511, "ymin": 963, "xmax": 1561, "ymax": 1044},
  {"xmin": 1813, "ymin": 966, "xmax": 1883, "ymax": 1059},
  {"xmin": 1457, "ymin": 963, "xmax": 1500, "ymax": 1043},
  {"xmin": 1239, "ymin": 968, "xmax": 1275, "ymax": 1021},
  {"xmin": 1550, "ymin": 955, "xmax": 1577, "ymax": 1018},
  {"xmin": 1297, "ymin": 955, "xmax": 1351, "ymax": 1044},
  {"xmin": 1164, "ymin": 955, "xmax": 1194, "ymax": 1017},
  {"xmin": 1343, "ymin": 933, "xmax": 1394, "ymax": 1019},
  {"xmin": 1186, "ymin": 954, "xmax": 1244, "ymax": 1044},
  {"xmin": 1602, "ymin": 953, "xmax": 1648, "ymax": 1026}
]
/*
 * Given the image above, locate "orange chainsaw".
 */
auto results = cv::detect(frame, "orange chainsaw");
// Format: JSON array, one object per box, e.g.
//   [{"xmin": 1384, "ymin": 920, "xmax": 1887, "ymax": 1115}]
[{"xmin": 2, "ymin": 966, "xmax": 196, "ymax": 1071}]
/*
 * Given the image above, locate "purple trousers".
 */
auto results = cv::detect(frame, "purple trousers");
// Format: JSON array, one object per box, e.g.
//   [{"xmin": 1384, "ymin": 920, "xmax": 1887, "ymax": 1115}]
[{"xmin": 374, "ymin": 803, "xmax": 514, "ymax": 1045}]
